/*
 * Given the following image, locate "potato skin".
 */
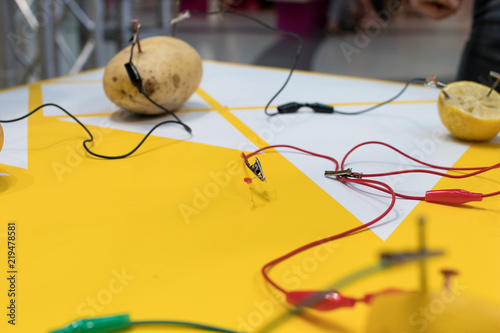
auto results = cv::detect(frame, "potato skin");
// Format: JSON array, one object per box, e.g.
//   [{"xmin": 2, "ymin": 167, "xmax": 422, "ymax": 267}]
[{"xmin": 103, "ymin": 36, "xmax": 202, "ymax": 115}]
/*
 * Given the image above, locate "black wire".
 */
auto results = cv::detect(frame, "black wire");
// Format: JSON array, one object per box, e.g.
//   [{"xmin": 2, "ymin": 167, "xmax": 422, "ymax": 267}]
[
  {"xmin": 333, "ymin": 78, "xmax": 427, "ymax": 115},
  {"xmin": 184, "ymin": 10, "xmax": 421, "ymax": 118},
  {"xmin": 129, "ymin": 37, "xmax": 135, "ymax": 63},
  {"xmin": 127, "ymin": 37, "xmax": 193, "ymax": 133},
  {"xmin": 0, "ymin": 103, "xmax": 190, "ymax": 159},
  {"xmin": 141, "ymin": 92, "xmax": 191, "ymax": 133},
  {"xmin": 186, "ymin": 10, "xmax": 303, "ymax": 117},
  {"xmin": 1, "ymin": 10, "xmax": 295, "ymax": 159}
]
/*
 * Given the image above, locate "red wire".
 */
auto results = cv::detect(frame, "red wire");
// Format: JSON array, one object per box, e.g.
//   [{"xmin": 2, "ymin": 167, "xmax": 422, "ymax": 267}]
[
  {"xmin": 244, "ymin": 141, "xmax": 499, "ymax": 295},
  {"xmin": 261, "ymin": 177, "xmax": 396, "ymax": 294},
  {"xmin": 341, "ymin": 141, "xmax": 500, "ymax": 200},
  {"xmin": 341, "ymin": 141, "xmax": 500, "ymax": 179},
  {"xmin": 341, "ymin": 141, "xmax": 494, "ymax": 171},
  {"xmin": 243, "ymin": 145, "xmax": 396, "ymax": 294},
  {"xmin": 342, "ymin": 178, "xmax": 425, "ymax": 201},
  {"xmin": 483, "ymin": 190, "xmax": 500, "ymax": 198},
  {"xmin": 243, "ymin": 144, "xmax": 340, "ymax": 171}
]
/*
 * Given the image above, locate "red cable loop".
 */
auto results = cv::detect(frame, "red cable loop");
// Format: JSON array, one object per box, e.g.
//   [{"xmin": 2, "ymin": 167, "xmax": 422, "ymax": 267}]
[
  {"xmin": 243, "ymin": 144, "xmax": 340, "ymax": 171},
  {"xmin": 242, "ymin": 141, "xmax": 500, "ymax": 295},
  {"xmin": 242, "ymin": 145, "xmax": 395, "ymax": 294},
  {"xmin": 261, "ymin": 177, "xmax": 396, "ymax": 294},
  {"xmin": 341, "ymin": 141, "xmax": 500, "ymax": 179}
]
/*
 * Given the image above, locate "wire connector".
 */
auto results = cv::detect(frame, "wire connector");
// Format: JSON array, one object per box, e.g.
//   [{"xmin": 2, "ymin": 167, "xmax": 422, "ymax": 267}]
[
  {"xmin": 277, "ymin": 102, "xmax": 334, "ymax": 114},
  {"xmin": 380, "ymin": 249, "xmax": 444, "ymax": 267},
  {"xmin": 130, "ymin": 20, "xmax": 142, "ymax": 53},
  {"xmin": 244, "ymin": 157, "xmax": 266, "ymax": 182},
  {"xmin": 486, "ymin": 70, "xmax": 500, "ymax": 98},
  {"xmin": 425, "ymin": 74, "xmax": 449, "ymax": 98},
  {"xmin": 124, "ymin": 62, "xmax": 143, "ymax": 92},
  {"xmin": 324, "ymin": 168, "xmax": 362, "ymax": 178},
  {"xmin": 170, "ymin": 10, "xmax": 191, "ymax": 25}
]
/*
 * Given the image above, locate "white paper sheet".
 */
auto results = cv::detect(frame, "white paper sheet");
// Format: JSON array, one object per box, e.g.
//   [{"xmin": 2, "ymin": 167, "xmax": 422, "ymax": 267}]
[
  {"xmin": 231, "ymin": 102, "xmax": 470, "ymax": 240},
  {"xmin": 42, "ymin": 81, "xmax": 210, "ymax": 117},
  {"xmin": 200, "ymin": 62, "xmax": 440, "ymax": 108},
  {"xmin": 61, "ymin": 110, "xmax": 258, "ymax": 152}
]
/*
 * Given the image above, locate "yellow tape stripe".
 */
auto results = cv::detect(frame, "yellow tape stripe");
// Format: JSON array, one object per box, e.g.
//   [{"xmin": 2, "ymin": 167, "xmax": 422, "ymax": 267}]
[
  {"xmin": 46, "ymin": 98, "xmax": 434, "ymax": 119},
  {"xmin": 0, "ymin": 163, "xmax": 26, "ymax": 174},
  {"xmin": 28, "ymin": 83, "xmax": 43, "ymax": 120},
  {"xmin": 50, "ymin": 107, "xmax": 214, "ymax": 119},
  {"xmin": 196, "ymin": 88, "xmax": 270, "ymax": 149},
  {"xmin": 0, "ymin": 83, "xmax": 42, "ymax": 170},
  {"xmin": 44, "ymin": 80, "xmax": 103, "ymax": 85},
  {"xmin": 27, "ymin": 83, "xmax": 43, "ymax": 159},
  {"xmin": 227, "ymin": 99, "xmax": 436, "ymax": 111},
  {"xmin": 0, "ymin": 68, "xmax": 105, "ymax": 93},
  {"xmin": 203, "ymin": 59, "xmax": 430, "ymax": 87},
  {"xmin": 329, "ymin": 99, "xmax": 435, "ymax": 107},
  {"xmin": 43, "ymin": 67, "xmax": 104, "ymax": 83},
  {"xmin": 195, "ymin": 87, "xmax": 437, "ymax": 150}
]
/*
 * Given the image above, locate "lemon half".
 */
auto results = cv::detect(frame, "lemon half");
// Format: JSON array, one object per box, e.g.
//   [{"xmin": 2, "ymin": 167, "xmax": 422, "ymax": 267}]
[{"xmin": 437, "ymin": 81, "xmax": 500, "ymax": 141}]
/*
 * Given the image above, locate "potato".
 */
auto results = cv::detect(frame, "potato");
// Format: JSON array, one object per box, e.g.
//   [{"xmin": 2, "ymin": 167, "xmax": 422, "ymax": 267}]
[{"xmin": 103, "ymin": 36, "xmax": 202, "ymax": 115}]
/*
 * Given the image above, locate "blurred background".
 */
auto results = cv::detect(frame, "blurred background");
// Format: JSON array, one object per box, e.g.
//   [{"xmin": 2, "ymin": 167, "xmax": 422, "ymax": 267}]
[{"xmin": 0, "ymin": 0, "xmax": 473, "ymax": 90}]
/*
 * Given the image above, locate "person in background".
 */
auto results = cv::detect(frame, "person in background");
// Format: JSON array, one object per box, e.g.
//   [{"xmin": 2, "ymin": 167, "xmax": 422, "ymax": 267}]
[
  {"xmin": 326, "ymin": 0, "xmax": 377, "ymax": 33},
  {"xmin": 410, "ymin": 0, "xmax": 500, "ymax": 87}
]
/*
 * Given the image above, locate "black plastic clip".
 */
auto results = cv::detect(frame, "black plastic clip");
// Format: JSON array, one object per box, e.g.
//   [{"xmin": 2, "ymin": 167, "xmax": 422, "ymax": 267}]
[
  {"xmin": 277, "ymin": 102, "xmax": 334, "ymax": 114},
  {"xmin": 124, "ymin": 62, "xmax": 143, "ymax": 92}
]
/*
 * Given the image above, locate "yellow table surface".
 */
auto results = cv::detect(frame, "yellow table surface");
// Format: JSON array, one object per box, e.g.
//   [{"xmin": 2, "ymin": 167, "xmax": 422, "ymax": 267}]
[{"xmin": 1, "ymin": 61, "xmax": 499, "ymax": 333}]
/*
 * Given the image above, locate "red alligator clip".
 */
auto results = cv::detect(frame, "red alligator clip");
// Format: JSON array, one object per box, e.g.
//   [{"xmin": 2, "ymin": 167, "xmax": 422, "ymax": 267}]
[{"xmin": 286, "ymin": 288, "xmax": 406, "ymax": 311}]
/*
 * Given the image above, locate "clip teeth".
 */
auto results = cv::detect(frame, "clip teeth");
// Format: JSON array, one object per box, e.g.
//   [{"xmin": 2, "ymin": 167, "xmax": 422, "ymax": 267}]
[
  {"xmin": 324, "ymin": 169, "xmax": 362, "ymax": 178},
  {"xmin": 245, "ymin": 157, "xmax": 266, "ymax": 182}
]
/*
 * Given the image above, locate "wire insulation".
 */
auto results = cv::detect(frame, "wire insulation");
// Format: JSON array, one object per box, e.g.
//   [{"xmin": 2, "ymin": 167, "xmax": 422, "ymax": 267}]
[
  {"xmin": 242, "ymin": 145, "xmax": 396, "ymax": 294},
  {"xmin": 131, "ymin": 320, "xmax": 242, "ymax": 333},
  {"xmin": 333, "ymin": 78, "xmax": 427, "ymax": 115},
  {"xmin": 0, "ymin": 103, "xmax": 189, "ymax": 159},
  {"xmin": 341, "ymin": 141, "xmax": 500, "ymax": 199},
  {"xmin": 127, "ymin": 32, "xmax": 193, "ymax": 133},
  {"xmin": 243, "ymin": 142, "xmax": 500, "ymax": 296},
  {"xmin": 186, "ymin": 10, "xmax": 303, "ymax": 117}
]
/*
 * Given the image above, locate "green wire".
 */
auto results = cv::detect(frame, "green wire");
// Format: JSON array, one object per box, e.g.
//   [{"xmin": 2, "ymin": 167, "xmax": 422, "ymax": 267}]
[
  {"xmin": 131, "ymin": 320, "xmax": 243, "ymax": 333},
  {"xmin": 256, "ymin": 261, "xmax": 388, "ymax": 333},
  {"xmin": 326, "ymin": 261, "xmax": 387, "ymax": 291}
]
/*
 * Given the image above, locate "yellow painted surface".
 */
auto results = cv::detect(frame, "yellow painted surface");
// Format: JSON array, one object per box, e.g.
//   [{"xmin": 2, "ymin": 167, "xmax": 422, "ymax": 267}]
[
  {"xmin": 0, "ymin": 64, "xmax": 499, "ymax": 333},
  {"xmin": 367, "ymin": 292, "xmax": 500, "ymax": 333}
]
